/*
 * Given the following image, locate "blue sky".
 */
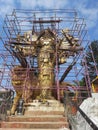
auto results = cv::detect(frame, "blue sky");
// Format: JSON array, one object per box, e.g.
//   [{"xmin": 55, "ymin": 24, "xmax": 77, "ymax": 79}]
[
  {"xmin": 0, "ymin": 0, "xmax": 98, "ymax": 41},
  {"xmin": 0, "ymin": 0, "xmax": 97, "ymax": 89}
]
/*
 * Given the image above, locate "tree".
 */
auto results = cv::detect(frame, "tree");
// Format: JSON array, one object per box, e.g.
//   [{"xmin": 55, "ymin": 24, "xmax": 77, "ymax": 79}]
[{"xmin": 86, "ymin": 40, "xmax": 98, "ymax": 81}]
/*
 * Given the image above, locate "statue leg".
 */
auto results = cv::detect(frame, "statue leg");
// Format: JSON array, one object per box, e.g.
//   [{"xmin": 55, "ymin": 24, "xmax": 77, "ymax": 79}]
[
  {"xmin": 38, "ymin": 87, "xmax": 54, "ymax": 102},
  {"xmin": 22, "ymin": 88, "xmax": 33, "ymax": 103},
  {"xmin": 11, "ymin": 91, "xmax": 22, "ymax": 115},
  {"xmin": 41, "ymin": 89, "xmax": 48, "ymax": 99}
]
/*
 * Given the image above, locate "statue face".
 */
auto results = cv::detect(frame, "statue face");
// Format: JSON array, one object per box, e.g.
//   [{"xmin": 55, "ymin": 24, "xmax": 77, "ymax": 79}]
[{"xmin": 39, "ymin": 37, "xmax": 53, "ymax": 46}]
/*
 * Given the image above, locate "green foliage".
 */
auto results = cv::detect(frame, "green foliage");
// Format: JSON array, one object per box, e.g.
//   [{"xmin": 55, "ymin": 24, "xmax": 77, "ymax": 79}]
[
  {"xmin": 86, "ymin": 40, "xmax": 98, "ymax": 80},
  {"xmin": 79, "ymin": 77, "xmax": 86, "ymax": 86}
]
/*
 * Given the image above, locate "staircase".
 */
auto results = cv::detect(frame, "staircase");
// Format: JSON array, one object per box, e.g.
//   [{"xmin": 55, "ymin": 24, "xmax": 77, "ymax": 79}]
[{"xmin": 0, "ymin": 100, "xmax": 70, "ymax": 130}]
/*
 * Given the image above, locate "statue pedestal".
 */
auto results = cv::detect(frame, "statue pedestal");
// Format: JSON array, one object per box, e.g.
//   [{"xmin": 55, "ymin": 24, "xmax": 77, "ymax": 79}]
[{"xmin": 24, "ymin": 99, "xmax": 64, "ymax": 112}]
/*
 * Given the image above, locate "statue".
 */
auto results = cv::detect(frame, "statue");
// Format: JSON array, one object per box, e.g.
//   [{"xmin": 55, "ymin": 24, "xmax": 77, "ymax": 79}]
[{"xmin": 10, "ymin": 28, "xmax": 82, "ymax": 115}]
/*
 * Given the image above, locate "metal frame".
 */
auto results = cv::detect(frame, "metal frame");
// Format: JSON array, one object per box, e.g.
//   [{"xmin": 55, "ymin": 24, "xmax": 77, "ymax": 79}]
[{"xmin": 0, "ymin": 9, "xmax": 93, "ymax": 103}]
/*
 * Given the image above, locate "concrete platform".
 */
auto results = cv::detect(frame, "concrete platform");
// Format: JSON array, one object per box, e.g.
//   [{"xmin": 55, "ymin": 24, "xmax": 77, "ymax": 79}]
[
  {"xmin": 1, "ymin": 121, "xmax": 69, "ymax": 129},
  {"xmin": 0, "ymin": 100, "xmax": 70, "ymax": 129},
  {"xmin": 7, "ymin": 115, "xmax": 67, "ymax": 122}
]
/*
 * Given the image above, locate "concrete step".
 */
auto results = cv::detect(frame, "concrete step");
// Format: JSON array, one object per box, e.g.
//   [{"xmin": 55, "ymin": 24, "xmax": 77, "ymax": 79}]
[
  {"xmin": 0, "ymin": 128, "xmax": 70, "ymax": 130},
  {"xmin": 25, "ymin": 106, "xmax": 64, "ymax": 111},
  {"xmin": 7, "ymin": 115, "xmax": 67, "ymax": 122},
  {"xmin": 0, "ymin": 100, "xmax": 70, "ymax": 129},
  {"xmin": 24, "ymin": 100, "xmax": 64, "ymax": 112},
  {"xmin": 1, "ymin": 121, "xmax": 69, "ymax": 129},
  {"xmin": 24, "ymin": 100, "xmax": 64, "ymax": 107},
  {"xmin": 24, "ymin": 110, "xmax": 64, "ymax": 116}
]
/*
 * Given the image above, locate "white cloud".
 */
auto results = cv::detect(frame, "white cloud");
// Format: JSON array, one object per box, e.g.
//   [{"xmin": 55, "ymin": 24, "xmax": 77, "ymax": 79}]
[
  {"xmin": 18, "ymin": 0, "xmax": 98, "ymax": 30},
  {"xmin": 0, "ymin": 0, "xmax": 97, "ymax": 30},
  {"xmin": 78, "ymin": 9, "xmax": 98, "ymax": 29},
  {"xmin": 19, "ymin": 0, "xmax": 69, "ymax": 9},
  {"xmin": 0, "ymin": 0, "xmax": 98, "ymax": 39},
  {"xmin": 72, "ymin": 0, "xmax": 98, "ymax": 29},
  {"xmin": 0, "ymin": 0, "xmax": 15, "ymax": 18}
]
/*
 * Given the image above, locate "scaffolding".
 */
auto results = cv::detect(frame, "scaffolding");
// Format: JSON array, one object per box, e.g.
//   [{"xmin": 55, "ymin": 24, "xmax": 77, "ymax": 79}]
[{"xmin": 0, "ymin": 9, "xmax": 92, "ymax": 104}]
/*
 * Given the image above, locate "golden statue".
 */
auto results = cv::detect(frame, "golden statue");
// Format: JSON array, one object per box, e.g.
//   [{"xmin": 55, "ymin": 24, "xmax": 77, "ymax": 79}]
[{"xmin": 10, "ymin": 28, "xmax": 82, "ymax": 115}]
